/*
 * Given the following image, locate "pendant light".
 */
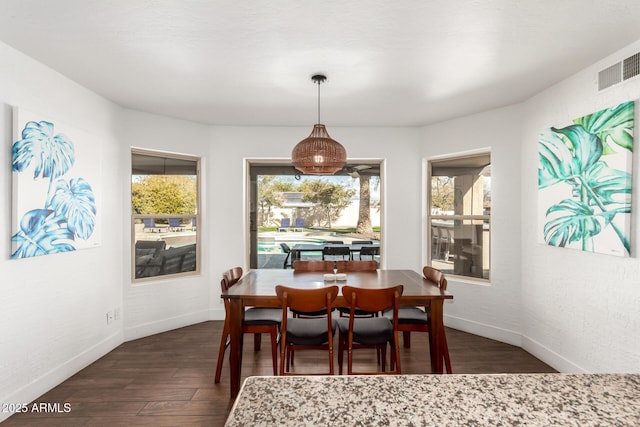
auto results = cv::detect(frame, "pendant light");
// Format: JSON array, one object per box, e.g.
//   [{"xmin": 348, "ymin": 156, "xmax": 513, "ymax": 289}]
[{"xmin": 291, "ymin": 74, "xmax": 346, "ymax": 175}]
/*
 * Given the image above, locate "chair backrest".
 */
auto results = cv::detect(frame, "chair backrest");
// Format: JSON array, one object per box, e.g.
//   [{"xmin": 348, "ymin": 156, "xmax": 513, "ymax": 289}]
[
  {"xmin": 325, "ymin": 240, "xmax": 344, "ymax": 244},
  {"xmin": 294, "ymin": 218, "xmax": 305, "ymax": 228},
  {"xmin": 335, "ymin": 260, "xmax": 378, "ymax": 272},
  {"xmin": 276, "ymin": 285, "xmax": 339, "ymax": 315},
  {"xmin": 293, "ymin": 260, "xmax": 335, "ymax": 272},
  {"xmin": 323, "ymin": 246, "xmax": 350, "ymax": 257},
  {"xmin": 423, "ymin": 266, "xmax": 447, "ymax": 290},
  {"xmin": 143, "ymin": 218, "xmax": 156, "ymax": 228},
  {"xmin": 342, "ymin": 285, "xmax": 404, "ymax": 314},
  {"xmin": 221, "ymin": 266, "xmax": 243, "ymax": 291},
  {"xmin": 359, "ymin": 246, "xmax": 380, "ymax": 256},
  {"xmin": 351, "ymin": 240, "xmax": 373, "ymax": 245},
  {"xmin": 280, "ymin": 218, "xmax": 291, "ymax": 228},
  {"xmin": 168, "ymin": 218, "xmax": 181, "ymax": 227},
  {"xmin": 280, "ymin": 243, "xmax": 291, "ymax": 253}
]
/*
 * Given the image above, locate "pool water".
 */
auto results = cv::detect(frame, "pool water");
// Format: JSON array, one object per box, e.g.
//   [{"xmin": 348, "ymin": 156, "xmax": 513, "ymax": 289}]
[{"xmin": 257, "ymin": 238, "xmax": 327, "ymax": 253}]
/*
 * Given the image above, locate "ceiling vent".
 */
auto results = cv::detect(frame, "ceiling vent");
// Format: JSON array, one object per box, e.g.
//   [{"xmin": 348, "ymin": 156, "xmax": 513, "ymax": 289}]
[
  {"xmin": 623, "ymin": 52, "xmax": 640, "ymax": 81},
  {"xmin": 598, "ymin": 51, "xmax": 640, "ymax": 91}
]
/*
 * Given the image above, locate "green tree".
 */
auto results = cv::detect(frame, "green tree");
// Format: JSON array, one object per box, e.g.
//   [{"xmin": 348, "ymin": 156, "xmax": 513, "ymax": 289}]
[
  {"xmin": 257, "ymin": 176, "xmax": 296, "ymax": 226},
  {"xmin": 132, "ymin": 175, "xmax": 197, "ymax": 214},
  {"xmin": 299, "ymin": 179, "xmax": 356, "ymax": 229}
]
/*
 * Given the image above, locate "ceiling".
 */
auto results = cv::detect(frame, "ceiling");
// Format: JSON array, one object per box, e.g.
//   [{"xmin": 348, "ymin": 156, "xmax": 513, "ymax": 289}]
[{"xmin": 2, "ymin": 1, "xmax": 640, "ymax": 127}]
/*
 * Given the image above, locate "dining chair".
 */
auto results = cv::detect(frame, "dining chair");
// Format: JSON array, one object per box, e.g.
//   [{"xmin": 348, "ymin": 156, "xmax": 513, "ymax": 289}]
[
  {"xmin": 338, "ymin": 285, "xmax": 404, "ymax": 375},
  {"xmin": 214, "ymin": 267, "xmax": 281, "ymax": 383},
  {"xmin": 280, "ymin": 243, "xmax": 293, "ymax": 269},
  {"xmin": 382, "ymin": 265, "xmax": 452, "ymax": 374},
  {"xmin": 291, "ymin": 260, "xmax": 336, "ymax": 317},
  {"xmin": 292, "ymin": 260, "xmax": 335, "ymax": 272},
  {"xmin": 335, "ymin": 260, "xmax": 378, "ymax": 273},
  {"xmin": 276, "ymin": 285, "xmax": 339, "ymax": 375}
]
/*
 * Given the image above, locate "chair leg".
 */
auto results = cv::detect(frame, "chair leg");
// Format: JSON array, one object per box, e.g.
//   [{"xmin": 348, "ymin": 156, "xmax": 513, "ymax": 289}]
[
  {"xmin": 214, "ymin": 319, "xmax": 230, "ymax": 384},
  {"xmin": 443, "ymin": 331, "xmax": 452, "ymax": 374},
  {"xmin": 254, "ymin": 333, "xmax": 262, "ymax": 351},
  {"xmin": 338, "ymin": 335, "xmax": 344, "ymax": 375},
  {"xmin": 403, "ymin": 331, "xmax": 411, "ymax": 348},
  {"xmin": 269, "ymin": 326, "xmax": 278, "ymax": 376}
]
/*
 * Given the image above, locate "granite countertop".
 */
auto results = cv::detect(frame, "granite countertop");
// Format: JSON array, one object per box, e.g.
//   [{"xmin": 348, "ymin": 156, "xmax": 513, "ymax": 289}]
[{"xmin": 225, "ymin": 373, "xmax": 640, "ymax": 426}]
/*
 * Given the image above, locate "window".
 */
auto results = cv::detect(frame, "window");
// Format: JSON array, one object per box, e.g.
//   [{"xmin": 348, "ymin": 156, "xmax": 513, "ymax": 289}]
[
  {"xmin": 248, "ymin": 161, "xmax": 383, "ymax": 269},
  {"xmin": 131, "ymin": 149, "xmax": 200, "ymax": 281},
  {"xmin": 428, "ymin": 152, "xmax": 490, "ymax": 280}
]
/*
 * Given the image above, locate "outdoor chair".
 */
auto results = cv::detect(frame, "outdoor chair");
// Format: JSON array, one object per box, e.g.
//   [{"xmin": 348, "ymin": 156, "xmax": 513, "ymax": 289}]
[
  {"xmin": 293, "ymin": 218, "xmax": 305, "ymax": 232},
  {"xmin": 276, "ymin": 285, "xmax": 339, "ymax": 375},
  {"xmin": 168, "ymin": 218, "xmax": 183, "ymax": 232},
  {"xmin": 278, "ymin": 218, "xmax": 291, "ymax": 232},
  {"xmin": 359, "ymin": 246, "xmax": 380, "ymax": 261},
  {"xmin": 215, "ymin": 267, "xmax": 281, "ymax": 383},
  {"xmin": 142, "ymin": 218, "xmax": 160, "ymax": 232},
  {"xmin": 322, "ymin": 245, "xmax": 350, "ymax": 261},
  {"xmin": 338, "ymin": 285, "xmax": 403, "ymax": 375},
  {"xmin": 280, "ymin": 243, "xmax": 293, "ymax": 269}
]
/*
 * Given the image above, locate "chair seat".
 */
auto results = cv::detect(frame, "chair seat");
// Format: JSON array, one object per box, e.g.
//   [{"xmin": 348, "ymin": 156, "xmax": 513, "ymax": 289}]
[
  {"xmin": 286, "ymin": 317, "xmax": 337, "ymax": 346},
  {"xmin": 337, "ymin": 317, "xmax": 393, "ymax": 345},
  {"xmin": 383, "ymin": 307, "xmax": 429, "ymax": 324},
  {"xmin": 244, "ymin": 307, "xmax": 282, "ymax": 325}
]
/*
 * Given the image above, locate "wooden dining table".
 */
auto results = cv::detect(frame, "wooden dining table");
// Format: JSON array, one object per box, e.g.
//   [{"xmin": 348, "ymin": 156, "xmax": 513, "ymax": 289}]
[{"xmin": 220, "ymin": 268, "xmax": 453, "ymax": 398}]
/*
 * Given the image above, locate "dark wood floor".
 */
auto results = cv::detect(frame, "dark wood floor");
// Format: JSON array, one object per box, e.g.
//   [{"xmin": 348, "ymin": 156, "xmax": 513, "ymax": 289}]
[{"xmin": 5, "ymin": 321, "xmax": 556, "ymax": 426}]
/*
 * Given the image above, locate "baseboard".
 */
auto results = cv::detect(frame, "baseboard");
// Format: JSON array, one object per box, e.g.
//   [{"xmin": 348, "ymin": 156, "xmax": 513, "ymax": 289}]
[
  {"xmin": 444, "ymin": 314, "xmax": 523, "ymax": 347},
  {"xmin": 521, "ymin": 335, "xmax": 589, "ymax": 373},
  {"xmin": 0, "ymin": 330, "xmax": 123, "ymax": 423},
  {"xmin": 123, "ymin": 309, "xmax": 211, "ymax": 342}
]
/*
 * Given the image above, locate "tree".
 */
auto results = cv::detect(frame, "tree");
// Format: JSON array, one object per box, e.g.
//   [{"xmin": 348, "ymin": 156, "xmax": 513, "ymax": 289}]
[
  {"xmin": 431, "ymin": 176, "xmax": 455, "ymax": 213},
  {"xmin": 132, "ymin": 175, "xmax": 197, "ymax": 215},
  {"xmin": 356, "ymin": 175, "xmax": 372, "ymax": 235},
  {"xmin": 257, "ymin": 176, "xmax": 296, "ymax": 226},
  {"xmin": 298, "ymin": 179, "xmax": 356, "ymax": 228}
]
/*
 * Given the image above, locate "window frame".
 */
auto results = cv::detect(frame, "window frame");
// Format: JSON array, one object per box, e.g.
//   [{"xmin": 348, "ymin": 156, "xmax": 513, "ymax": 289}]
[
  {"xmin": 131, "ymin": 148, "xmax": 201, "ymax": 283},
  {"xmin": 427, "ymin": 150, "xmax": 491, "ymax": 282}
]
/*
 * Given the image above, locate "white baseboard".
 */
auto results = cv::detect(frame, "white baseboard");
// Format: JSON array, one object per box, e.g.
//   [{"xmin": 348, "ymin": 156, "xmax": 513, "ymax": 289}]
[
  {"xmin": 444, "ymin": 314, "xmax": 523, "ymax": 347},
  {"xmin": 521, "ymin": 335, "xmax": 589, "ymax": 373},
  {"xmin": 124, "ymin": 309, "xmax": 211, "ymax": 341},
  {"xmin": 444, "ymin": 314, "xmax": 587, "ymax": 373},
  {"xmin": 0, "ymin": 331, "xmax": 122, "ymax": 423}
]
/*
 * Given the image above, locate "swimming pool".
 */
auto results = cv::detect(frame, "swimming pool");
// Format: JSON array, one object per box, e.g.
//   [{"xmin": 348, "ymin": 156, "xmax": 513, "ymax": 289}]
[{"xmin": 257, "ymin": 237, "xmax": 327, "ymax": 253}]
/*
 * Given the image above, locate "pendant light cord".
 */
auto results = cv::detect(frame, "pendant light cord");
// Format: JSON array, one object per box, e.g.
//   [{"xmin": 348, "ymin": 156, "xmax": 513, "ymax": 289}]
[{"xmin": 317, "ymin": 79, "xmax": 321, "ymax": 124}]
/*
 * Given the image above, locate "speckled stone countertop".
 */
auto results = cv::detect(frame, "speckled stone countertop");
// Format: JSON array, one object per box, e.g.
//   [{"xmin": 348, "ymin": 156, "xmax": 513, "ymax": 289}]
[{"xmin": 225, "ymin": 374, "xmax": 640, "ymax": 426}]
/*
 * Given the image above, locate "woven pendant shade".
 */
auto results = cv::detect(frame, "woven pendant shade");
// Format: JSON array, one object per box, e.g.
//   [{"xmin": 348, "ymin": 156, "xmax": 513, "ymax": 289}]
[
  {"xmin": 291, "ymin": 74, "xmax": 347, "ymax": 175},
  {"xmin": 292, "ymin": 124, "xmax": 346, "ymax": 175}
]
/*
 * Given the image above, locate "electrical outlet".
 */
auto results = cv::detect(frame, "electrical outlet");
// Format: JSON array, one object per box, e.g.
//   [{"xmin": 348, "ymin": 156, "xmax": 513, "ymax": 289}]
[
  {"xmin": 106, "ymin": 310, "xmax": 114, "ymax": 324},
  {"xmin": 114, "ymin": 307, "xmax": 121, "ymax": 321}
]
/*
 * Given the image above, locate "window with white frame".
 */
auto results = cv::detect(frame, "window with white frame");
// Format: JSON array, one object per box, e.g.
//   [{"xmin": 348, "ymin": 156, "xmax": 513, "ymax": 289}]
[
  {"xmin": 428, "ymin": 152, "xmax": 490, "ymax": 280},
  {"xmin": 131, "ymin": 149, "xmax": 200, "ymax": 281}
]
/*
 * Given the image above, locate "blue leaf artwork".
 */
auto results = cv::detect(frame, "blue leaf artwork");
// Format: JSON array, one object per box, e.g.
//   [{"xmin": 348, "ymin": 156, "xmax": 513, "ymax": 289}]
[{"xmin": 11, "ymin": 110, "xmax": 100, "ymax": 259}]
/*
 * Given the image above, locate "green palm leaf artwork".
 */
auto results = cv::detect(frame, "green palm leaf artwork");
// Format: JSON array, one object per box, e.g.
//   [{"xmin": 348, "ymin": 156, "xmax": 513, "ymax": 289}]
[{"xmin": 538, "ymin": 101, "xmax": 634, "ymax": 257}]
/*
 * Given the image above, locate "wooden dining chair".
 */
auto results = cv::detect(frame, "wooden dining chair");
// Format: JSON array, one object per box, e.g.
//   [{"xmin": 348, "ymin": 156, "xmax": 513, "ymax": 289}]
[
  {"xmin": 338, "ymin": 285, "xmax": 404, "ymax": 375},
  {"xmin": 292, "ymin": 260, "xmax": 335, "ymax": 272},
  {"xmin": 214, "ymin": 267, "xmax": 281, "ymax": 383},
  {"xmin": 335, "ymin": 260, "xmax": 378, "ymax": 273},
  {"xmin": 382, "ymin": 265, "xmax": 452, "ymax": 374},
  {"xmin": 276, "ymin": 285, "xmax": 339, "ymax": 375}
]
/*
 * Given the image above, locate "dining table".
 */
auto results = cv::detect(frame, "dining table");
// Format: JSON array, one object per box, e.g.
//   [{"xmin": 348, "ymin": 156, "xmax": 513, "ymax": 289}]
[{"xmin": 220, "ymin": 268, "xmax": 453, "ymax": 398}]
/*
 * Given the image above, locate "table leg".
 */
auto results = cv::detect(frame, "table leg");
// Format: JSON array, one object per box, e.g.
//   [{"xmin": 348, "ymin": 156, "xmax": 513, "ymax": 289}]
[
  {"xmin": 229, "ymin": 298, "xmax": 244, "ymax": 398},
  {"xmin": 429, "ymin": 300, "xmax": 444, "ymax": 373}
]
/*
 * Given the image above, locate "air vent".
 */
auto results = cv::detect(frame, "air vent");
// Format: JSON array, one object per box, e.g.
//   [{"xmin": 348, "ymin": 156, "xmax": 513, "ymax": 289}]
[
  {"xmin": 623, "ymin": 52, "xmax": 640, "ymax": 80},
  {"xmin": 598, "ymin": 62, "xmax": 622, "ymax": 90}
]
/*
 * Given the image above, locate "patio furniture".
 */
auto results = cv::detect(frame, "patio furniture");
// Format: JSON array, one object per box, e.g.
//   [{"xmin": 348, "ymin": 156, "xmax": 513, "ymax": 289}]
[
  {"xmin": 142, "ymin": 218, "xmax": 160, "ymax": 232},
  {"xmin": 278, "ymin": 218, "xmax": 291, "ymax": 232},
  {"xmin": 359, "ymin": 246, "xmax": 380, "ymax": 260},
  {"xmin": 168, "ymin": 218, "xmax": 184, "ymax": 232},
  {"xmin": 280, "ymin": 243, "xmax": 293, "ymax": 269},
  {"xmin": 293, "ymin": 218, "xmax": 305, "ymax": 231}
]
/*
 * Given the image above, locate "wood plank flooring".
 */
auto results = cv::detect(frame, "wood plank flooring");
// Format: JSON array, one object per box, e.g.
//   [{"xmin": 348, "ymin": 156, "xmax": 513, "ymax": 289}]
[{"xmin": 4, "ymin": 321, "xmax": 556, "ymax": 426}]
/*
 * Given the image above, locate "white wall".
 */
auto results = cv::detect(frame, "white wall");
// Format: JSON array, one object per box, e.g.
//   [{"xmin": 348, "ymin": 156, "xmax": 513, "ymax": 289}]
[
  {"xmin": 0, "ymin": 42, "xmax": 123, "ymax": 420},
  {"xmin": 520, "ymin": 40, "xmax": 640, "ymax": 373},
  {"xmin": 420, "ymin": 104, "xmax": 525, "ymax": 346},
  {"xmin": 119, "ymin": 109, "xmax": 214, "ymax": 340}
]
